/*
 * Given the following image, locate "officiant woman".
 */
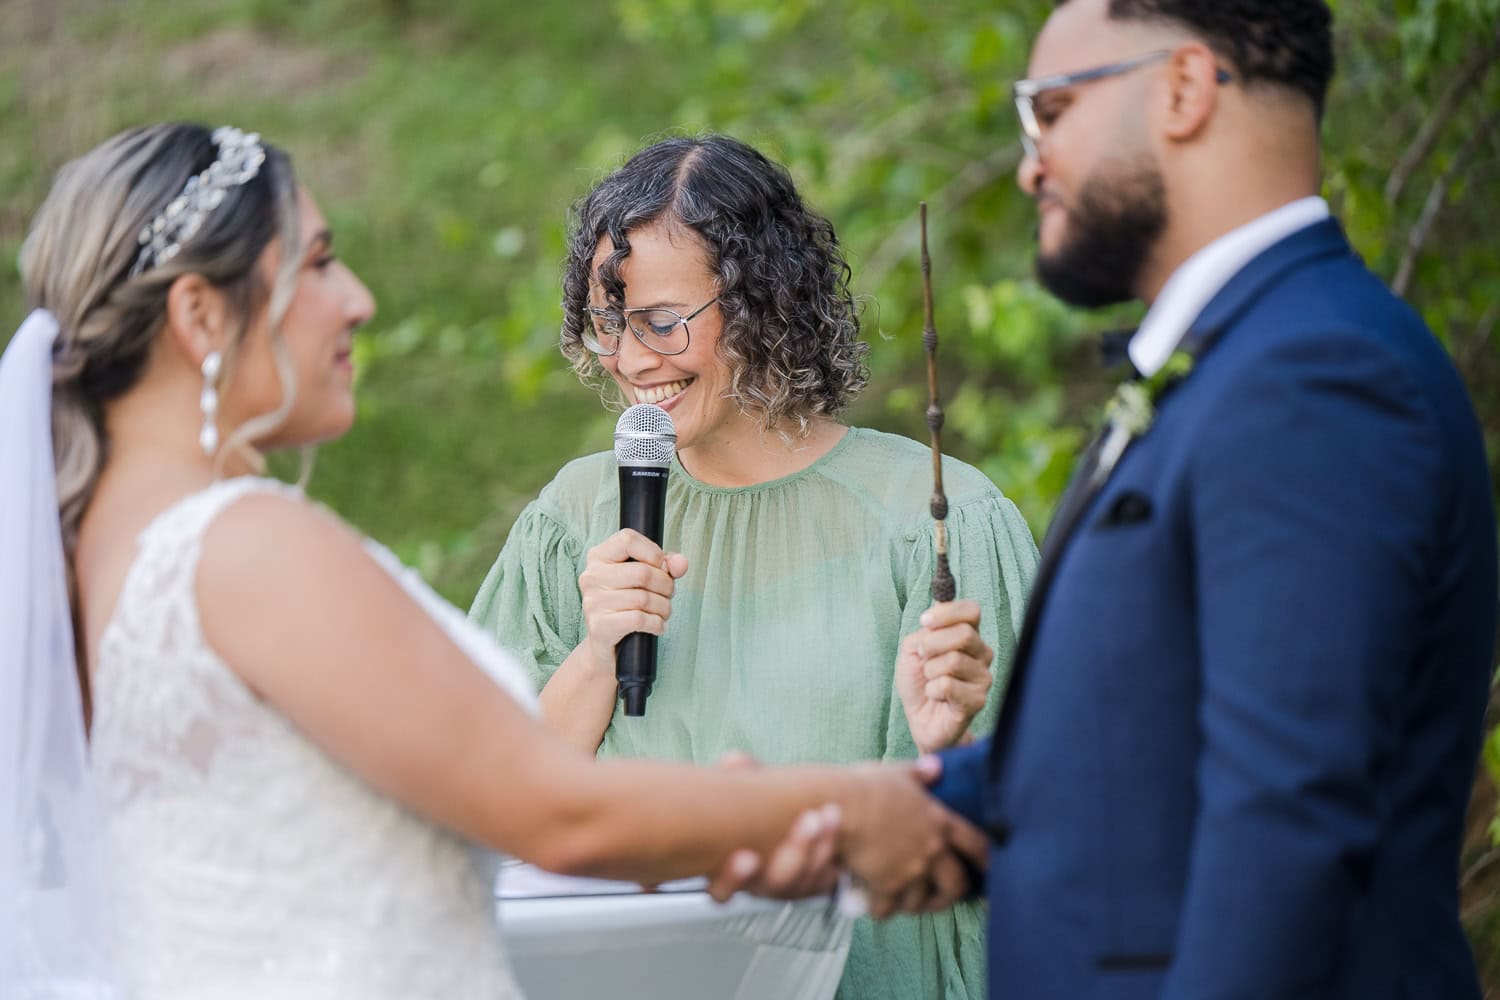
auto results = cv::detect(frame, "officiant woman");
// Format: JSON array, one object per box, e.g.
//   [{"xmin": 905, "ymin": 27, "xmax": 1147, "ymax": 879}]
[{"xmin": 470, "ymin": 133, "xmax": 1039, "ymax": 1000}]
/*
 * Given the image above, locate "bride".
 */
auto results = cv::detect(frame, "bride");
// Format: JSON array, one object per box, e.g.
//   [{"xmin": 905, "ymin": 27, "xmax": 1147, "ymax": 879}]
[{"xmin": 0, "ymin": 123, "xmax": 985, "ymax": 998}]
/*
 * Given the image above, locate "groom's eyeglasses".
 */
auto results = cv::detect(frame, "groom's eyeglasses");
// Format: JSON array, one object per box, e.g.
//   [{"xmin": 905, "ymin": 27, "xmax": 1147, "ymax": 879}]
[{"xmin": 1013, "ymin": 49, "xmax": 1233, "ymax": 160}]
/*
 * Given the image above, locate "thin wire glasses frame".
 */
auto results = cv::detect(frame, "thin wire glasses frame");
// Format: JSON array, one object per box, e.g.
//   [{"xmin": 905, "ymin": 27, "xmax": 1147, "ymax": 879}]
[
  {"xmin": 583, "ymin": 296, "xmax": 721, "ymax": 357},
  {"xmin": 1013, "ymin": 49, "xmax": 1232, "ymax": 159}
]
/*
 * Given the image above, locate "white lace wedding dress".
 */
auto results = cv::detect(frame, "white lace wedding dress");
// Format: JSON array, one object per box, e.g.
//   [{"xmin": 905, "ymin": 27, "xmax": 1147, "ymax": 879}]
[{"xmin": 89, "ymin": 477, "xmax": 535, "ymax": 999}]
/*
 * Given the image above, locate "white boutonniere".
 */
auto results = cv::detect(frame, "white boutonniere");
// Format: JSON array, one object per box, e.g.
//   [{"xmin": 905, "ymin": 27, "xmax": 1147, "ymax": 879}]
[
  {"xmin": 1091, "ymin": 349, "xmax": 1197, "ymax": 487},
  {"xmin": 1105, "ymin": 349, "xmax": 1196, "ymax": 442},
  {"xmin": 1106, "ymin": 381, "xmax": 1154, "ymax": 437}
]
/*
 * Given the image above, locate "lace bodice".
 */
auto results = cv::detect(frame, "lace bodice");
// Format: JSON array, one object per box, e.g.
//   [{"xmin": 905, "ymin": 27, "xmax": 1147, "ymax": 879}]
[{"xmin": 89, "ymin": 477, "xmax": 535, "ymax": 999}]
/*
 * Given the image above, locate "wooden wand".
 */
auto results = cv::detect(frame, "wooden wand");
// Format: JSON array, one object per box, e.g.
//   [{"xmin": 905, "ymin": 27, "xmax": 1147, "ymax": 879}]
[{"xmin": 920, "ymin": 201, "xmax": 956, "ymax": 604}]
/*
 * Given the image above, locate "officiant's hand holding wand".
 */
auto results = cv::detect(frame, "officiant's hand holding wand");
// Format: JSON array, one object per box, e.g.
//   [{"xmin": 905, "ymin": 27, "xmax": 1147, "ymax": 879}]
[
  {"xmin": 896, "ymin": 600, "xmax": 994, "ymax": 754},
  {"xmin": 896, "ymin": 203, "xmax": 996, "ymax": 754}
]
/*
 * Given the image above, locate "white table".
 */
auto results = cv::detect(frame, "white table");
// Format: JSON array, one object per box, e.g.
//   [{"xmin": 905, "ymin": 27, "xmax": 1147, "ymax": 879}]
[{"xmin": 495, "ymin": 862, "xmax": 854, "ymax": 1000}]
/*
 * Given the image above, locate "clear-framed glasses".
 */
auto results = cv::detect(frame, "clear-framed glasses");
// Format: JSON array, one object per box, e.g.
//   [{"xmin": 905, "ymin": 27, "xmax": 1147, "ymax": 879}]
[
  {"xmin": 1013, "ymin": 49, "xmax": 1232, "ymax": 159},
  {"xmin": 583, "ymin": 296, "xmax": 720, "ymax": 357}
]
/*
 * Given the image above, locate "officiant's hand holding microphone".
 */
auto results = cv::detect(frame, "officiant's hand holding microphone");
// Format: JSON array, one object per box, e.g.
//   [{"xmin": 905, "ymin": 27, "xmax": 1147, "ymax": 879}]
[
  {"xmin": 533, "ymin": 528, "xmax": 686, "ymax": 752},
  {"xmin": 533, "ymin": 403, "xmax": 686, "ymax": 750},
  {"xmin": 580, "ymin": 530, "xmax": 687, "ymax": 692}
]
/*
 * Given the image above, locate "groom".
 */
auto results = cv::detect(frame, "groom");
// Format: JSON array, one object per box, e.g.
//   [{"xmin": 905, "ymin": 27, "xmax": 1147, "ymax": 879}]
[
  {"xmin": 921, "ymin": 0, "xmax": 1498, "ymax": 997},
  {"xmin": 719, "ymin": 0, "xmax": 1498, "ymax": 993}
]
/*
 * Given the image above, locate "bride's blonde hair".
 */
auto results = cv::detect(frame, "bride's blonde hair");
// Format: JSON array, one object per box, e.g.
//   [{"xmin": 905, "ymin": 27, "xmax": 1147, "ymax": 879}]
[{"xmin": 19, "ymin": 123, "xmax": 303, "ymax": 558}]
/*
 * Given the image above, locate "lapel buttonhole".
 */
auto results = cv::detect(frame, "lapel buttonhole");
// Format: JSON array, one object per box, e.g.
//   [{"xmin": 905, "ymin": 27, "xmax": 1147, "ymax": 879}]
[{"xmin": 1099, "ymin": 491, "xmax": 1153, "ymax": 528}]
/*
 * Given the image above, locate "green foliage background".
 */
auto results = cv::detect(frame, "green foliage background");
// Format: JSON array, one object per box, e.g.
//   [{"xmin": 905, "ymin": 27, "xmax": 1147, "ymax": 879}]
[{"xmin": 3, "ymin": 0, "xmax": 1497, "ymax": 982}]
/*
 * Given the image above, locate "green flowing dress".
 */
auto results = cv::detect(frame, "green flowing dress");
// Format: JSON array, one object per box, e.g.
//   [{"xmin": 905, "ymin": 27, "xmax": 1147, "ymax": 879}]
[{"xmin": 470, "ymin": 427, "xmax": 1038, "ymax": 1000}]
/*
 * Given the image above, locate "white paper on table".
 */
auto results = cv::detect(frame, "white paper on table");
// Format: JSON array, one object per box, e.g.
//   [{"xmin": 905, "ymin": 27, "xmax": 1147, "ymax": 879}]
[
  {"xmin": 495, "ymin": 861, "xmax": 858, "ymax": 1000},
  {"xmin": 497, "ymin": 860, "xmax": 704, "ymax": 898},
  {"xmin": 496, "ymin": 859, "xmax": 868, "ymax": 915}
]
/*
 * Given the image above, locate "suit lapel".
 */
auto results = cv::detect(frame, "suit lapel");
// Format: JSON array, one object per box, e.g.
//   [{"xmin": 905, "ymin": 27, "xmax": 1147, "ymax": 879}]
[
  {"xmin": 987, "ymin": 218, "xmax": 1356, "ymax": 771},
  {"xmin": 985, "ymin": 418, "xmax": 1124, "ymax": 768}
]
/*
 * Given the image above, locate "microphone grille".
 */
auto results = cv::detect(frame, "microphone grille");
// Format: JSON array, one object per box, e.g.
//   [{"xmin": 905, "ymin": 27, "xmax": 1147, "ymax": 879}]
[{"xmin": 613, "ymin": 403, "xmax": 676, "ymax": 468}]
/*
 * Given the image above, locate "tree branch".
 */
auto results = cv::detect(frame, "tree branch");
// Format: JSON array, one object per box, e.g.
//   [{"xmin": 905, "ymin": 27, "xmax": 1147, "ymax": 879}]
[
  {"xmin": 1385, "ymin": 22, "xmax": 1500, "ymax": 207},
  {"xmin": 1464, "ymin": 890, "xmax": 1500, "ymax": 926},
  {"xmin": 860, "ymin": 144, "xmax": 1020, "ymax": 291},
  {"xmin": 1392, "ymin": 109, "xmax": 1498, "ymax": 296},
  {"xmin": 1464, "ymin": 846, "xmax": 1500, "ymax": 893},
  {"xmin": 828, "ymin": 90, "xmax": 975, "ymax": 183},
  {"xmin": 1477, "ymin": 300, "xmax": 1499, "ymax": 350},
  {"xmin": 1457, "ymin": 296, "xmax": 1500, "ymax": 377}
]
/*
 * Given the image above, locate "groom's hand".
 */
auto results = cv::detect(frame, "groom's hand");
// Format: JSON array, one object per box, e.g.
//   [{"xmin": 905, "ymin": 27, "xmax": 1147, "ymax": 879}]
[
  {"xmin": 845, "ymin": 757, "xmax": 988, "ymax": 917},
  {"xmin": 908, "ymin": 754, "xmax": 989, "ymax": 911}
]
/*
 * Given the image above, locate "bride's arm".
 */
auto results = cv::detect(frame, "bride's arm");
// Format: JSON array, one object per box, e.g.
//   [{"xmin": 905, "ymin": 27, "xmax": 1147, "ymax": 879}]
[{"xmin": 195, "ymin": 491, "xmax": 979, "ymax": 899}]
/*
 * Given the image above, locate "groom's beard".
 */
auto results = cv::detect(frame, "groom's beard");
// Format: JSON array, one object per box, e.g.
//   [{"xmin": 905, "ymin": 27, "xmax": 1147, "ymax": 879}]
[{"xmin": 1036, "ymin": 152, "xmax": 1167, "ymax": 309}]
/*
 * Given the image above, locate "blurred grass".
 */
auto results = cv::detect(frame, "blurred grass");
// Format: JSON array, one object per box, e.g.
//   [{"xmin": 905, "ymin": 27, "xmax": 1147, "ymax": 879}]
[
  {"xmin": 4, "ymin": 0, "xmax": 1492, "ymax": 602},
  {"xmin": 1, "ymin": 0, "xmax": 1071, "ymax": 604},
  {"xmin": 1, "ymin": 0, "xmax": 766, "ymax": 602}
]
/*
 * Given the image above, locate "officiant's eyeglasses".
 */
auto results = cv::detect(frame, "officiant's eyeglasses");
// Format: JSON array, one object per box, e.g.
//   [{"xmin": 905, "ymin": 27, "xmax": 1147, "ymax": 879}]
[
  {"xmin": 583, "ymin": 296, "xmax": 720, "ymax": 357},
  {"xmin": 1013, "ymin": 49, "xmax": 1233, "ymax": 160}
]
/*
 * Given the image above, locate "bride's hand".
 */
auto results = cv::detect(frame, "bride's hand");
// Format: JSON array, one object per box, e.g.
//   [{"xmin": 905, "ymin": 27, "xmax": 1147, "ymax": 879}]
[{"xmin": 705, "ymin": 752, "xmax": 842, "ymax": 902}]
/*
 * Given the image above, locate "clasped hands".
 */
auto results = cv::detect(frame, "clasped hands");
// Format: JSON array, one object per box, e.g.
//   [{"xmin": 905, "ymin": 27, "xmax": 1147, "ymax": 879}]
[{"xmin": 704, "ymin": 753, "xmax": 987, "ymax": 917}]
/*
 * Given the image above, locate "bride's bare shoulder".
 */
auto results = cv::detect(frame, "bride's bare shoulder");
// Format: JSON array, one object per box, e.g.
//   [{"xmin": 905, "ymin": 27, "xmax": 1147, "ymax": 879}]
[{"xmin": 193, "ymin": 481, "xmax": 417, "ymax": 696}]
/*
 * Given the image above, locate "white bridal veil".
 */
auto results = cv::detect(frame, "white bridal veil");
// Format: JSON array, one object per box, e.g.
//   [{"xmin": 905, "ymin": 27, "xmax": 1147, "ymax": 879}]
[{"xmin": 0, "ymin": 309, "xmax": 118, "ymax": 998}]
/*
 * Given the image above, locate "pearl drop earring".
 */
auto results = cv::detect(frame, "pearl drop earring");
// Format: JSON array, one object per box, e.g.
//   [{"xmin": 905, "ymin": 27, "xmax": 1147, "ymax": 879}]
[{"xmin": 199, "ymin": 351, "xmax": 222, "ymax": 456}]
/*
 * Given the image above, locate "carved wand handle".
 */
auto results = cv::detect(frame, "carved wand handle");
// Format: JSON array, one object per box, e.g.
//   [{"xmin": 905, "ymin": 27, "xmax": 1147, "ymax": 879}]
[{"xmin": 920, "ymin": 202, "xmax": 955, "ymax": 603}]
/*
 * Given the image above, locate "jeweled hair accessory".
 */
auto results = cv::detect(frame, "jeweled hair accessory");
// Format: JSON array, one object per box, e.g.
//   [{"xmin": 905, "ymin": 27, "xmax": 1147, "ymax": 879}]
[{"xmin": 131, "ymin": 126, "xmax": 266, "ymax": 277}]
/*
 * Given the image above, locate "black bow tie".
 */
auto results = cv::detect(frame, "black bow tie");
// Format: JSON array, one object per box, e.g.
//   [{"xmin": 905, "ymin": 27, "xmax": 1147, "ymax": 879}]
[{"xmin": 1097, "ymin": 327, "xmax": 1140, "ymax": 378}]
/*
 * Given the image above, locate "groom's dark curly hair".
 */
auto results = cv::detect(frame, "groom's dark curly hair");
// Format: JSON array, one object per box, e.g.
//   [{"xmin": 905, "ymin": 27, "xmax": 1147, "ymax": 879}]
[{"xmin": 1065, "ymin": 0, "xmax": 1335, "ymax": 117}]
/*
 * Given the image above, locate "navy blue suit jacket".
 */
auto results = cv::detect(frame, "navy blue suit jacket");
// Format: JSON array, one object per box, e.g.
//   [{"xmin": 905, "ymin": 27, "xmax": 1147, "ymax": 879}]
[{"xmin": 934, "ymin": 219, "xmax": 1497, "ymax": 999}]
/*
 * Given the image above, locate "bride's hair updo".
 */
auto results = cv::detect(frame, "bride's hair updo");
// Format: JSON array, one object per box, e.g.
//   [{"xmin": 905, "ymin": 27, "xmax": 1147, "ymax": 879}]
[{"xmin": 19, "ymin": 123, "xmax": 302, "ymax": 554}]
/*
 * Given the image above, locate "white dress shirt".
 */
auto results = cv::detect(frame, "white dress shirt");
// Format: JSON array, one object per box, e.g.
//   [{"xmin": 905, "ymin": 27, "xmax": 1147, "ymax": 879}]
[{"xmin": 1129, "ymin": 196, "xmax": 1331, "ymax": 377}]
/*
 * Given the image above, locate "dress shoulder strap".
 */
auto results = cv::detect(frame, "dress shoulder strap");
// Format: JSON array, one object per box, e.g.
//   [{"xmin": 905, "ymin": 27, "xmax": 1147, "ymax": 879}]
[
  {"xmin": 136, "ymin": 475, "xmax": 303, "ymax": 556},
  {"xmin": 108, "ymin": 477, "xmax": 305, "ymax": 666}
]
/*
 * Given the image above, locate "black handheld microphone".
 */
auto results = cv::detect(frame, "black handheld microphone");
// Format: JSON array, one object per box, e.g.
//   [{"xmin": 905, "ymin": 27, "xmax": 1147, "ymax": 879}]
[{"xmin": 612, "ymin": 403, "xmax": 676, "ymax": 717}]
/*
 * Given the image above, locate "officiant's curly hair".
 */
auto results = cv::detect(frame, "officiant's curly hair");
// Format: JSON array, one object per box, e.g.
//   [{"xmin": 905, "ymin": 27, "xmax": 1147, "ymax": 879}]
[
  {"xmin": 1076, "ymin": 0, "xmax": 1334, "ymax": 116},
  {"xmin": 560, "ymin": 133, "xmax": 868, "ymax": 434},
  {"xmin": 21, "ymin": 122, "xmax": 302, "ymax": 557}
]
